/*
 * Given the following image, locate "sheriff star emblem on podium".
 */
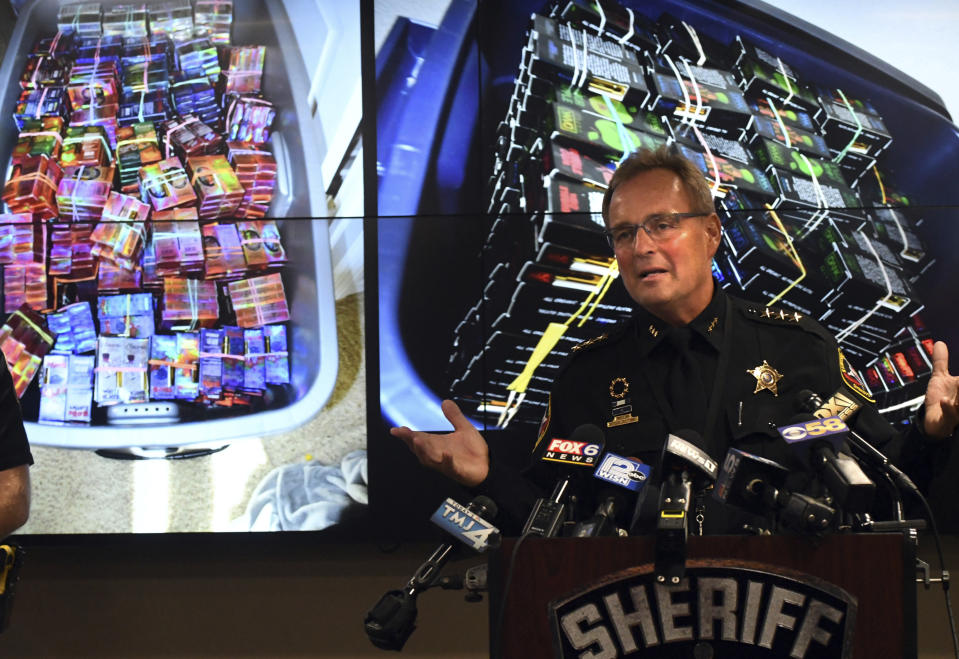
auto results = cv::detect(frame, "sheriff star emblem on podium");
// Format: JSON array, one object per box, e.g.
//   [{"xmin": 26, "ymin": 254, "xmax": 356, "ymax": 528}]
[{"xmin": 747, "ymin": 360, "xmax": 783, "ymax": 396}]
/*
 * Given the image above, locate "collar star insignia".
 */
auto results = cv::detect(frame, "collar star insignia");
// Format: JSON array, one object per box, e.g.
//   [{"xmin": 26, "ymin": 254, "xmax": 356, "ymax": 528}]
[
  {"xmin": 648, "ymin": 324, "xmax": 659, "ymax": 338},
  {"xmin": 707, "ymin": 316, "xmax": 719, "ymax": 333},
  {"xmin": 747, "ymin": 360, "xmax": 784, "ymax": 396}
]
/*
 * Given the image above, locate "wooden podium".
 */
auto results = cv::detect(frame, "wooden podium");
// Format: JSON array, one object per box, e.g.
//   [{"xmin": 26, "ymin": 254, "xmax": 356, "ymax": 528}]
[{"xmin": 488, "ymin": 534, "xmax": 916, "ymax": 658}]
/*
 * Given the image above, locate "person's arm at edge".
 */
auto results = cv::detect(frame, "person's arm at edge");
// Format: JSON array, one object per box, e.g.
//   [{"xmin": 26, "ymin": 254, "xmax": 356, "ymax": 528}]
[{"xmin": 0, "ymin": 465, "xmax": 29, "ymax": 541}]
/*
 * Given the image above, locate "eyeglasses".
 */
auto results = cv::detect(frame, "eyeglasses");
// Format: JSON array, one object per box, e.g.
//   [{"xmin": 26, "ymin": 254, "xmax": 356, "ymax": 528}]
[{"xmin": 604, "ymin": 212, "xmax": 709, "ymax": 250}]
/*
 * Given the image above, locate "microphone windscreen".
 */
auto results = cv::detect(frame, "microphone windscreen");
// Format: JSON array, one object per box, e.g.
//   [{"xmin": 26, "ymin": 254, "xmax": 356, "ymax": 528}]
[
  {"xmin": 569, "ymin": 423, "xmax": 605, "ymax": 444},
  {"xmin": 796, "ymin": 389, "xmax": 823, "ymax": 413},
  {"xmin": 467, "ymin": 495, "xmax": 497, "ymax": 520},
  {"xmin": 628, "ymin": 482, "xmax": 661, "ymax": 535}
]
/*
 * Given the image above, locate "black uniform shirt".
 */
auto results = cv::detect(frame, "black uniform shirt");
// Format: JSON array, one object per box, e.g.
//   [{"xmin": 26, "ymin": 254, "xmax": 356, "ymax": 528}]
[
  {"xmin": 480, "ymin": 286, "xmax": 943, "ymax": 535},
  {"xmin": 632, "ymin": 283, "xmax": 725, "ymax": 455},
  {"xmin": 0, "ymin": 360, "xmax": 32, "ymax": 471}
]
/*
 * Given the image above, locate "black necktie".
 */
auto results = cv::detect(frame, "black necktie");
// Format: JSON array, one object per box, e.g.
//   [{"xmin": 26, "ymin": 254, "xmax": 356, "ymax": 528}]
[{"xmin": 664, "ymin": 326, "xmax": 708, "ymax": 436}]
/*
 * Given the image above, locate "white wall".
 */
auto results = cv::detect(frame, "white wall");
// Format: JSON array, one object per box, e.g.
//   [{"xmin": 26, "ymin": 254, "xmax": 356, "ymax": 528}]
[{"xmin": 762, "ymin": 0, "xmax": 959, "ymax": 121}]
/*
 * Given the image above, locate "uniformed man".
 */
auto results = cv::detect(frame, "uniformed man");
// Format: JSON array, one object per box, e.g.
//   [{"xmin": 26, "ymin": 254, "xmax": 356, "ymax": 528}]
[{"xmin": 392, "ymin": 146, "xmax": 959, "ymax": 534}]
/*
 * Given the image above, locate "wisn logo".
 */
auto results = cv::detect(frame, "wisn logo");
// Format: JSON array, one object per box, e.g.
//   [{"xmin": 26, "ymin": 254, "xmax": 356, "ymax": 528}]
[
  {"xmin": 430, "ymin": 498, "xmax": 500, "ymax": 552},
  {"xmin": 593, "ymin": 453, "xmax": 651, "ymax": 492}
]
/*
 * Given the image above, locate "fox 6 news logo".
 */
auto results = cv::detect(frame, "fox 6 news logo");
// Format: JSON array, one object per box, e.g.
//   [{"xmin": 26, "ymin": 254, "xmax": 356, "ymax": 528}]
[{"xmin": 545, "ymin": 439, "xmax": 602, "ymax": 464}]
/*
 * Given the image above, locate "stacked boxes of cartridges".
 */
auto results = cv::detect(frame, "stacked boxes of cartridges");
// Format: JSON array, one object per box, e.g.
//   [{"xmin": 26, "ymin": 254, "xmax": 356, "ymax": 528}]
[
  {"xmin": 449, "ymin": 0, "xmax": 934, "ymax": 427},
  {"xmin": 0, "ymin": 1, "xmax": 291, "ymax": 428},
  {"xmin": 450, "ymin": 9, "xmax": 659, "ymax": 428}
]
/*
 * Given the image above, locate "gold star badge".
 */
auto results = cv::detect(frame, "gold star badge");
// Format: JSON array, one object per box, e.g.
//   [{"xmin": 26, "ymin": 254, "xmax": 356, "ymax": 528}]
[{"xmin": 747, "ymin": 360, "xmax": 784, "ymax": 396}]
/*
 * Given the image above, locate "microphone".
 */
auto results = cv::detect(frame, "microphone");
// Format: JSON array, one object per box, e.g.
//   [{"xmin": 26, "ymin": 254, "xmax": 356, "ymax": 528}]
[
  {"xmin": 714, "ymin": 447, "xmax": 789, "ymax": 515},
  {"xmin": 464, "ymin": 563, "xmax": 488, "ymax": 601},
  {"xmin": 655, "ymin": 430, "xmax": 718, "ymax": 584},
  {"xmin": 714, "ymin": 447, "xmax": 835, "ymax": 534},
  {"xmin": 364, "ymin": 495, "xmax": 498, "ymax": 650},
  {"xmin": 430, "ymin": 497, "xmax": 502, "ymax": 551},
  {"xmin": 798, "ymin": 388, "xmax": 860, "ymax": 422},
  {"xmin": 777, "ymin": 413, "xmax": 876, "ymax": 514},
  {"xmin": 798, "ymin": 388, "xmax": 920, "ymax": 495},
  {"xmin": 569, "ymin": 493, "xmax": 620, "ymax": 537},
  {"xmin": 416, "ymin": 563, "xmax": 490, "ymax": 603},
  {"xmin": 571, "ymin": 453, "xmax": 651, "ymax": 537},
  {"xmin": 628, "ymin": 481, "xmax": 662, "ymax": 535},
  {"xmin": 522, "ymin": 424, "xmax": 605, "ymax": 537}
]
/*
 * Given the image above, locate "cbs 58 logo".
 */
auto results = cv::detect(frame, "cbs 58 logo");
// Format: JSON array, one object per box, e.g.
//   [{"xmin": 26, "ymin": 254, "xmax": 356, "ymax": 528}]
[{"xmin": 779, "ymin": 416, "xmax": 848, "ymax": 441}]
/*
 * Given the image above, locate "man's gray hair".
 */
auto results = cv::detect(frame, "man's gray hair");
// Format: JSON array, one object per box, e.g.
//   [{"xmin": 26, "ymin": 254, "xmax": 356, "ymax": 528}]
[{"xmin": 601, "ymin": 145, "xmax": 715, "ymax": 225}]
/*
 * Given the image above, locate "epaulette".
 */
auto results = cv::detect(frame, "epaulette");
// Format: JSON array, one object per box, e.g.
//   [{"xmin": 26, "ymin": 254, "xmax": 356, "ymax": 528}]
[
  {"xmin": 737, "ymin": 301, "xmax": 806, "ymax": 325},
  {"xmin": 570, "ymin": 332, "xmax": 609, "ymax": 352},
  {"xmin": 569, "ymin": 318, "xmax": 631, "ymax": 354},
  {"xmin": 550, "ymin": 319, "xmax": 632, "ymax": 393},
  {"xmin": 734, "ymin": 298, "xmax": 875, "ymax": 401},
  {"xmin": 734, "ymin": 297, "xmax": 840, "ymax": 345},
  {"xmin": 735, "ymin": 300, "xmax": 836, "ymax": 338}
]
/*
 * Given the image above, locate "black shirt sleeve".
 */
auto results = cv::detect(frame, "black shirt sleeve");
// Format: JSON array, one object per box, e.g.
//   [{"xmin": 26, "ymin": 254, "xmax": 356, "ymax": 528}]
[{"xmin": 0, "ymin": 361, "xmax": 32, "ymax": 471}]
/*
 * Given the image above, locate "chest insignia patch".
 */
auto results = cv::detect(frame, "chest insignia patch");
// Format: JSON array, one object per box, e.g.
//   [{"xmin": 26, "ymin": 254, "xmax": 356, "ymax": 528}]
[
  {"xmin": 608, "ymin": 377, "xmax": 638, "ymax": 427},
  {"xmin": 747, "ymin": 360, "xmax": 784, "ymax": 396}
]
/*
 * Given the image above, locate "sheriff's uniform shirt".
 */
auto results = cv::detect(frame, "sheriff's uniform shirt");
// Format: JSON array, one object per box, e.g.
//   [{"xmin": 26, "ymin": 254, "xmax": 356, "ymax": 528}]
[{"xmin": 481, "ymin": 286, "xmax": 940, "ymax": 535}]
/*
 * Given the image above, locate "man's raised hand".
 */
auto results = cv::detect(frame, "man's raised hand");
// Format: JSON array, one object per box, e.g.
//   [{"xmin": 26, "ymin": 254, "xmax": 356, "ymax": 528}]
[
  {"xmin": 924, "ymin": 341, "xmax": 959, "ymax": 439},
  {"xmin": 390, "ymin": 399, "xmax": 490, "ymax": 487}
]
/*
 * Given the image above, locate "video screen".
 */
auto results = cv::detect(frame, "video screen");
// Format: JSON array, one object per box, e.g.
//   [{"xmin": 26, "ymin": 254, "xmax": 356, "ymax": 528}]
[
  {"xmin": 0, "ymin": 0, "xmax": 365, "ymax": 533},
  {"xmin": 9, "ymin": 0, "xmax": 957, "ymax": 537},
  {"xmin": 373, "ymin": 0, "xmax": 959, "ymax": 532}
]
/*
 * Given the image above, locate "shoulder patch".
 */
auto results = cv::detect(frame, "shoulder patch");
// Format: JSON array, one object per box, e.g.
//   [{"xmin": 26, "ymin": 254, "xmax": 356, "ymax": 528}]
[
  {"xmin": 838, "ymin": 349, "xmax": 875, "ymax": 403},
  {"xmin": 533, "ymin": 395, "xmax": 551, "ymax": 453}
]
